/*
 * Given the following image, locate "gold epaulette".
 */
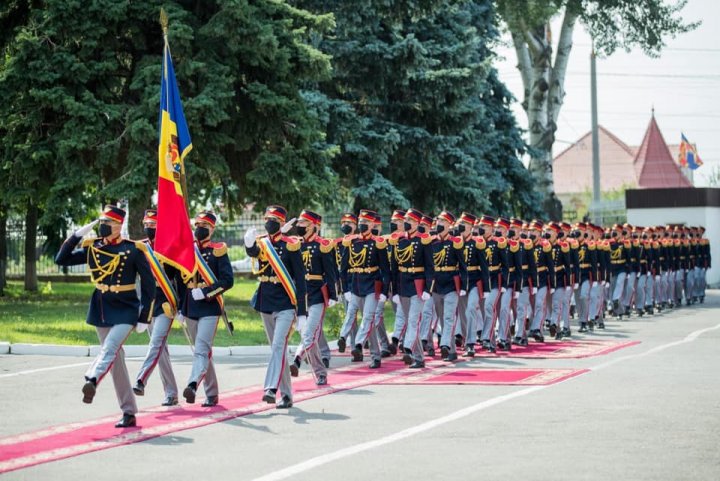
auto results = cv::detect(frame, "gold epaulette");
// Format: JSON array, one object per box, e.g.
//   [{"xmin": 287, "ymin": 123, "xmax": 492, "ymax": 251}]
[
  {"xmin": 285, "ymin": 237, "xmax": 301, "ymax": 252},
  {"xmin": 475, "ymin": 237, "xmax": 487, "ymax": 250},
  {"xmin": 374, "ymin": 236, "xmax": 387, "ymax": 249},
  {"xmin": 542, "ymin": 240, "xmax": 552, "ymax": 253},
  {"xmin": 569, "ymin": 239, "xmax": 579, "ymax": 249},
  {"xmin": 213, "ymin": 242, "xmax": 228, "ymax": 257},
  {"xmin": 587, "ymin": 240, "xmax": 596, "ymax": 250},
  {"xmin": 495, "ymin": 236, "xmax": 507, "ymax": 249},
  {"xmin": 559, "ymin": 241, "xmax": 570, "ymax": 253},
  {"xmin": 451, "ymin": 236, "xmax": 464, "ymax": 250},
  {"xmin": 508, "ymin": 239, "xmax": 520, "ymax": 253},
  {"xmin": 522, "ymin": 238, "xmax": 534, "ymax": 250},
  {"xmin": 135, "ymin": 241, "xmax": 149, "ymax": 253},
  {"xmin": 419, "ymin": 233, "xmax": 433, "ymax": 245},
  {"xmin": 623, "ymin": 239, "xmax": 632, "ymax": 248},
  {"xmin": 318, "ymin": 237, "xmax": 335, "ymax": 254}
]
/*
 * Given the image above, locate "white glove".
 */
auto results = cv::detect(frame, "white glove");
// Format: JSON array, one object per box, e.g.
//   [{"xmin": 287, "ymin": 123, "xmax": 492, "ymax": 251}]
[
  {"xmin": 135, "ymin": 322, "xmax": 148, "ymax": 333},
  {"xmin": 482, "ymin": 292, "xmax": 489, "ymax": 299},
  {"xmin": 280, "ymin": 217, "xmax": 297, "ymax": 234},
  {"xmin": 421, "ymin": 291, "xmax": 431, "ymax": 301},
  {"xmin": 573, "ymin": 283, "xmax": 579, "ymax": 290},
  {"xmin": 191, "ymin": 288, "xmax": 206, "ymax": 300},
  {"xmin": 565, "ymin": 286, "xmax": 572, "ymax": 292},
  {"xmin": 636, "ymin": 272, "xmax": 641, "ymax": 278},
  {"xmin": 377, "ymin": 293, "xmax": 387, "ymax": 303},
  {"xmin": 392, "ymin": 294, "xmax": 400, "ymax": 305},
  {"xmin": 74, "ymin": 220, "xmax": 98, "ymax": 237},
  {"xmin": 655, "ymin": 275, "xmax": 661, "ymax": 281},
  {"xmin": 531, "ymin": 287, "xmax": 538, "ymax": 295},
  {"xmin": 175, "ymin": 313, "xmax": 186, "ymax": 326},
  {"xmin": 513, "ymin": 290, "xmax": 519, "ymax": 299},
  {"xmin": 605, "ymin": 281, "xmax": 610, "ymax": 288},
  {"xmin": 501, "ymin": 287, "xmax": 506, "ymax": 293},
  {"xmin": 550, "ymin": 288, "xmax": 556, "ymax": 294},
  {"xmin": 244, "ymin": 227, "xmax": 257, "ymax": 248},
  {"xmin": 327, "ymin": 299, "xmax": 337, "ymax": 307},
  {"xmin": 344, "ymin": 292, "xmax": 352, "ymax": 302},
  {"xmin": 297, "ymin": 315, "xmax": 307, "ymax": 327},
  {"xmin": 459, "ymin": 289, "xmax": 467, "ymax": 297}
]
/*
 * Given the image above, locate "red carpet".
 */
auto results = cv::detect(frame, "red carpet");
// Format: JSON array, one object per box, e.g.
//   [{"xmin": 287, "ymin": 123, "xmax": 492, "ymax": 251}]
[
  {"xmin": 380, "ymin": 367, "xmax": 589, "ymax": 386},
  {"xmin": 332, "ymin": 339, "xmax": 640, "ymax": 359},
  {"xmin": 0, "ymin": 339, "xmax": 640, "ymax": 473}
]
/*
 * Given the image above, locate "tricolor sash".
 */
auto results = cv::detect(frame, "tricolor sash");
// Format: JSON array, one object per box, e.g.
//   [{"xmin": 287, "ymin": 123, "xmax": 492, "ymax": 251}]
[
  {"xmin": 137, "ymin": 242, "xmax": 178, "ymax": 317},
  {"xmin": 257, "ymin": 236, "xmax": 297, "ymax": 306},
  {"xmin": 194, "ymin": 245, "xmax": 225, "ymax": 312}
]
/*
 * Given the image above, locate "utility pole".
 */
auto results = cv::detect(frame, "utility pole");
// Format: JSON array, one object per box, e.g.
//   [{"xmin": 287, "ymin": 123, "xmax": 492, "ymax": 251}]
[{"xmin": 590, "ymin": 44, "xmax": 601, "ymax": 223}]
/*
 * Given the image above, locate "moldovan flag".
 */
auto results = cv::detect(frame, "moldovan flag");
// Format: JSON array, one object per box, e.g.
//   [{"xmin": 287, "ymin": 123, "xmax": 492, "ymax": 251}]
[
  {"xmin": 678, "ymin": 133, "xmax": 703, "ymax": 170},
  {"xmin": 155, "ymin": 38, "xmax": 196, "ymax": 278}
]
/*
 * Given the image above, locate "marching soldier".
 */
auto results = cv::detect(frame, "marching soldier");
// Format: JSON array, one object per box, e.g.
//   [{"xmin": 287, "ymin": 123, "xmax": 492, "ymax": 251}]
[
  {"xmin": 388, "ymin": 209, "xmax": 408, "ymax": 355},
  {"xmin": 564, "ymin": 222, "xmax": 580, "ymax": 333},
  {"xmin": 622, "ymin": 224, "xmax": 640, "ymax": 315},
  {"xmin": 389, "ymin": 208, "xmax": 434, "ymax": 368},
  {"xmin": 511, "ymin": 219, "xmax": 537, "ymax": 346},
  {"xmin": 609, "ymin": 224, "xmax": 630, "ymax": 318},
  {"xmin": 337, "ymin": 213, "xmax": 360, "ymax": 352},
  {"xmin": 340, "ymin": 210, "xmax": 391, "ymax": 368},
  {"xmin": 575, "ymin": 222, "xmax": 597, "ymax": 332},
  {"xmin": 370, "ymin": 221, "xmax": 393, "ymax": 357},
  {"xmin": 547, "ymin": 222, "xmax": 571, "ymax": 339},
  {"xmin": 290, "ymin": 210, "xmax": 336, "ymax": 385},
  {"xmin": 673, "ymin": 226, "xmax": 687, "ymax": 306},
  {"xmin": 133, "ymin": 209, "xmax": 180, "ymax": 406},
  {"xmin": 55, "ymin": 205, "xmax": 154, "ymax": 428},
  {"xmin": 457, "ymin": 212, "xmax": 489, "ymax": 357},
  {"xmin": 635, "ymin": 227, "xmax": 653, "ymax": 315},
  {"xmin": 495, "ymin": 217, "xmax": 520, "ymax": 350},
  {"xmin": 181, "ymin": 211, "xmax": 234, "ymax": 407},
  {"xmin": 479, "ymin": 215, "xmax": 509, "ymax": 352},
  {"xmin": 528, "ymin": 220, "xmax": 555, "ymax": 342},
  {"xmin": 419, "ymin": 215, "xmax": 438, "ymax": 355},
  {"xmin": 590, "ymin": 224, "xmax": 609, "ymax": 329},
  {"xmin": 698, "ymin": 227, "xmax": 710, "ymax": 303},
  {"xmin": 245, "ymin": 205, "xmax": 307, "ymax": 409},
  {"xmin": 430, "ymin": 211, "xmax": 466, "ymax": 361}
]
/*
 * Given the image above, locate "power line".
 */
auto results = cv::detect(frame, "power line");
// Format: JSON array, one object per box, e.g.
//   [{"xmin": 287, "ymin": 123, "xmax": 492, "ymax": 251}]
[{"xmin": 573, "ymin": 43, "xmax": 720, "ymax": 53}]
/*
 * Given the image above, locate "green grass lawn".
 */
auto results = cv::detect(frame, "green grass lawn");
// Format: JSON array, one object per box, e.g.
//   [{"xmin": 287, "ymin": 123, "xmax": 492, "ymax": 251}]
[{"xmin": 0, "ymin": 280, "xmax": 397, "ymax": 346}]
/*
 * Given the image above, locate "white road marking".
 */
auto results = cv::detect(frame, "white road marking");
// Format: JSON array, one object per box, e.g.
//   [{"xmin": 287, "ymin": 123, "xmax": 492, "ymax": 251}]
[
  {"xmin": 250, "ymin": 321, "xmax": 720, "ymax": 481},
  {"xmin": 0, "ymin": 362, "xmax": 89, "ymax": 379}
]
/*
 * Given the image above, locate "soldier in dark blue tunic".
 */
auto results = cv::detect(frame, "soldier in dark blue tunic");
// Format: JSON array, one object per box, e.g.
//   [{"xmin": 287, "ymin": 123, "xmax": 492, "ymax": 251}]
[
  {"xmin": 245, "ymin": 205, "xmax": 307, "ymax": 409},
  {"xmin": 55, "ymin": 205, "xmax": 154, "ymax": 428}
]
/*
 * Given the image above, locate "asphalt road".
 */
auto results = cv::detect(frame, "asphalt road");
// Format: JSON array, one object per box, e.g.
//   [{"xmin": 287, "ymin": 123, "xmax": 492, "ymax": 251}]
[{"xmin": 1, "ymin": 293, "xmax": 719, "ymax": 481}]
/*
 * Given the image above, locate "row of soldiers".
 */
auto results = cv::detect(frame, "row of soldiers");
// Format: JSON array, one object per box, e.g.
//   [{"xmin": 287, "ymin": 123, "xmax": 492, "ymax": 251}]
[{"xmin": 55, "ymin": 204, "xmax": 710, "ymax": 427}]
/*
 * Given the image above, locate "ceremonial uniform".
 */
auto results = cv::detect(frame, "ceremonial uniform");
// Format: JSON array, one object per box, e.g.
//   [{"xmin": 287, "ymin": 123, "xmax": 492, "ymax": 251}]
[
  {"xmin": 635, "ymin": 233, "xmax": 653, "ymax": 314},
  {"xmin": 608, "ymin": 227, "xmax": 630, "ymax": 317},
  {"xmin": 134, "ymin": 209, "xmax": 180, "ymax": 405},
  {"xmin": 457, "ymin": 213, "xmax": 489, "ymax": 356},
  {"xmin": 292, "ymin": 210, "xmax": 336, "ymax": 384},
  {"xmin": 429, "ymin": 211, "xmax": 466, "ymax": 361},
  {"xmin": 497, "ymin": 221, "xmax": 523, "ymax": 349},
  {"xmin": 512, "ymin": 222, "xmax": 537, "ymax": 345},
  {"xmin": 337, "ymin": 214, "xmax": 360, "ymax": 352},
  {"xmin": 529, "ymin": 221, "xmax": 555, "ymax": 341},
  {"xmin": 55, "ymin": 205, "xmax": 154, "ymax": 427},
  {"xmin": 548, "ymin": 224, "xmax": 571, "ymax": 337},
  {"xmin": 575, "ymin": 226, "xmax": 597, "ymax": 331},
  {"xmin": 246, "ymin": 205, "xmax": 307, "ymax": 408},
  {"xmin": 340, "ymin": 210, "xmax": 391, "ymax": 367},
  {"xmin": 181, "ymin": 211, "xmax": 234, "ymax": 405},
  {"xmin": 622, "ymin": 229, "xmax": 641, "ymax": 313},
  {"xmin": 479, "ymin": 216, "xmax": 510, "ymax": 351},
  {"xmin": 389, "ymin": 208, "xmax": 434, "ymax": 367}
]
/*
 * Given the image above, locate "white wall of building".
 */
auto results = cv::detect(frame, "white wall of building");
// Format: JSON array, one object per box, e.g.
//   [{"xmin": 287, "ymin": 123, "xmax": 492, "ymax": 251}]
[{"xmin": 627, "ymin": 206, "xmax": 719, "ymax": 286}]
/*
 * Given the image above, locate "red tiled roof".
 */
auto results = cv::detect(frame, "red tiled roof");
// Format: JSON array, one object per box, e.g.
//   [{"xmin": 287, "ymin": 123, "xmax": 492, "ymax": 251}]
[
  {"xmin": 552, "ymin": 125, "xmax": 638, "ymax": 194},
  {"xmin": 634, "ymin": 115, "xmax": 692, "ymax": 189}
]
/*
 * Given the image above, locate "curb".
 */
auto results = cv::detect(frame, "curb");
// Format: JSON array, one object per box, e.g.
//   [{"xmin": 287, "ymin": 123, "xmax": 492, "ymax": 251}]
[{"xmin": 1, "ymin": 341, "xmax": 339, "ymax": 358}]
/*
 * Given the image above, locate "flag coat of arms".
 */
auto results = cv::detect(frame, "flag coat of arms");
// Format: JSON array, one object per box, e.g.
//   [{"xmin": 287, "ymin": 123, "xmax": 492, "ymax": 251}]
[
  {"xmin": 678, "ymin": 133, "xmax": 703, "ymax": 170},
  {"xmin": 154, "ymin": 38, "xmax": 196, "ymax": 278}
]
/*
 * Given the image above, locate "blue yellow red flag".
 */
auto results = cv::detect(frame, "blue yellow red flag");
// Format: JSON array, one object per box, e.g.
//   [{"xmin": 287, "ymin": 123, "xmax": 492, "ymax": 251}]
[
  {"xmin": 154, "ymin": 36, "xmax": 197, "ymax": 278},
  {"xmin": 678, "ymin": 133, "xmax": 703, "ymax": 170}
]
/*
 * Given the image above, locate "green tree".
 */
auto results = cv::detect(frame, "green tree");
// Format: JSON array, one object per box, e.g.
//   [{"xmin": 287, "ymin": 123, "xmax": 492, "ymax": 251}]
[
  {"xmin": 496, "ymin": 0, "xmax": 698, "ymax": 219},
  {"xmin": 298, "ymin": 0, "xmax": 541, "ymax": 217}
]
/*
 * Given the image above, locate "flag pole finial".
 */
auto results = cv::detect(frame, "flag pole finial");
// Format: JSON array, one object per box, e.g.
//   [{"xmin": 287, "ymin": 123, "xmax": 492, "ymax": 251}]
[{"xmin": 159, "ymin": 8, "xmax": 169, "ymax": 36}]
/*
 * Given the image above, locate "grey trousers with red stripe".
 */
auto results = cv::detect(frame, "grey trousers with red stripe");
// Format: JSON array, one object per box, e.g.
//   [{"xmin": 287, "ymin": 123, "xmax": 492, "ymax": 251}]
[
  {"xmin": 136, "ymin": 314, "xmax": 178, "ymax": 398},
  {"xmin": 186, "ymin": 316, "xmax": 219, "ymax": 397},
  {"xmin": 261, "ymin": 309, "xmax": 295, "ymax": 399},
  {"xmin": 294, "ymin": 303, "xmax": 328, "ymax": 378},
  {"xmin": 86, "ymin": 324, "xmax": 137, "ymax": 415}
]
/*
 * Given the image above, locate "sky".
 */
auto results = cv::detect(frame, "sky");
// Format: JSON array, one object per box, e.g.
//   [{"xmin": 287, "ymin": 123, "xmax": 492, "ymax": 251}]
[{"xmin": 493, "ymin": 0, "xmax": 720, "ymax": 186}]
